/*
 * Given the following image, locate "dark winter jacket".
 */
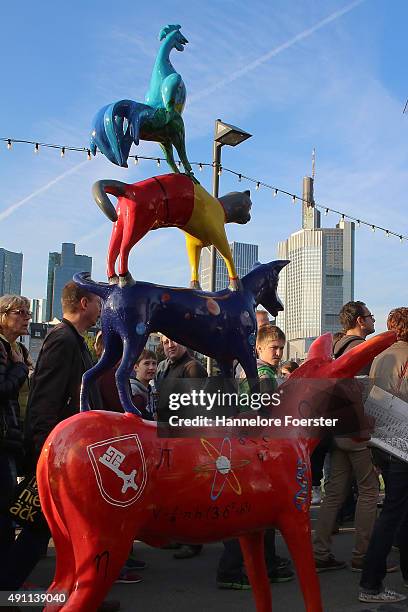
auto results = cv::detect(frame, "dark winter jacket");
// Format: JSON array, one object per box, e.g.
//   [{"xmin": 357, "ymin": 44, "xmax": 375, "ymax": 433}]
[
  {"xmin": 0, "ymin": 337, "xmax": 29, "ymax": 456},
  {"xmin": 25, "ymin": 319, "xmax": 102, "ymax": 461},
  {"xmin": 130, "ymin": 377, "xmax": 156, "ymax": 420}
]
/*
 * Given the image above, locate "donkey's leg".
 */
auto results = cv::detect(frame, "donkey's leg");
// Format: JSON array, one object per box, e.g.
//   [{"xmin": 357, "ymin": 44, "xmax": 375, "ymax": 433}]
[
  {"xmin": 106, "ymin": 212, "xmax": 123, "ymax": 280},
  {"xmin": 80, "ymin": 333, "xmax": 122, "ymax": 412},
  {"xmin": 183, "ymin": 233, "xmax": 203, "ymax": 288},
  {"xmin": 44, "ymin": 512, "xmax": 75, "ymax": 612},
  {"xmin": 278, "ymin": 512, "xmax": 323, "ymax": 612},
  {"xmin": 61, "ymin": 506, "xmax": 136, "ymax": 612},
  {"xmin": 38, "ymin": 457, "xmax": 75, "ymax": 612},
  {"xmin": 115, "ymin": 333, "xmax": 148, "ymax": 414},
  {"xmin": 239, "ymin": 531, "xmax": 272, "ymax": 612}
]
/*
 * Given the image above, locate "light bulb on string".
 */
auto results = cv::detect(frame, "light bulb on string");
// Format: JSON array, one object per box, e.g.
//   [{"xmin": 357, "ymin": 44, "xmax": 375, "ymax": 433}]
[
  {"xmin": 357, "ymin": 220, "xmax": 361, "ymax": 228},
  {"xmin": 134, "ymin": 156, "xmax": 139, "ymax": 165},
  {"xmin": 7, "ymin": 139, "xmax": 12, "ymax": 150},
  {"xmin": 238, "ymin": 174, "xmax": 242, "ymax": 182},
  {"xmin": 256, "ymin": 182, "xmax": 260, "ymax": 190},
  {"xmin": 61, "ymin": 147, "xmax": 65, "ymax": 158},
  {"xmin": 400, "ymin": 235, "xmax": 403, "ymax": 243},
  {"xmin": 87, "ymin": 149, "xmax": 91, "ymax": 160},
  {"xmin": 218, "ymin": 165, "xmax": 223, "ymax": 176},
  {"xmin": 292, "ymin": 195, "xmax": 296, "ymax": 204},
  {"xmin": 372, "ymin": 225, "xmax": 376, "ymax": 232},
  {"xmin": 273, "ymin": 189, "xmax": 278, "ymax": 197},
  {"xmin": 324, "ymin": 208, "xmax": 329, "ymax": 215},
  {"xmin": 177, "ymin": 160, "xmax": 181, "ymax": 168},
  {"xmin": 199, "ymin": 163, "xmax": 203, "ymax": 171},
  {"xmin": 157, "ymin": 158, "xmax": 161, "ymax": 167},
  {"xmin": 386, "ymin": 230, "xmax": 389, "ymax": 238},
  {"xmin": 34, "ymin": 143, "xmax": 39, "ymax": 154}
]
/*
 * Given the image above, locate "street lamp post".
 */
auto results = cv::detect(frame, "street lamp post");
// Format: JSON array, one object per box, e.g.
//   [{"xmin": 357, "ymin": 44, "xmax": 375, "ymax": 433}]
[{"xmin": 207, "ymin": 119, "xmax": 252, "ymax": 374}]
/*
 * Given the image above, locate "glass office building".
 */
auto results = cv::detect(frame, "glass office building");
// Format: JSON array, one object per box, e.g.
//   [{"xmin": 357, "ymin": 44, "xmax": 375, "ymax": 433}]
[
  {"xmin": 0, "ymin": 248, "xmax": 23, "ymax": 296},
  {"xmin": 200, "ymin": 241, "xmax": 258, "ymax": 291},
  {"xmin": 276, "ymin": 177, "xmax": 355, "ymax": 359},
  {"xmin": 46, "ymin": 243, "xmax": 92, "ymax": 320}
]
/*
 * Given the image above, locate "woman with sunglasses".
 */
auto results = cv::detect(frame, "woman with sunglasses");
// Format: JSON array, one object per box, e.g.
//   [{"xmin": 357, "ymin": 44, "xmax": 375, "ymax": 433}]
[{"xmin": 0, "ymin": 295, "xmax": 31, "ymax": 573}]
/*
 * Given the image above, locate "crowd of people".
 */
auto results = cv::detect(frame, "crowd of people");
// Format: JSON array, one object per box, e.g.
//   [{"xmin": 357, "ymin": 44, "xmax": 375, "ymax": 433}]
[{"xmin": 0, "ymin": 281, "xmax": 407, "ymax": 608}]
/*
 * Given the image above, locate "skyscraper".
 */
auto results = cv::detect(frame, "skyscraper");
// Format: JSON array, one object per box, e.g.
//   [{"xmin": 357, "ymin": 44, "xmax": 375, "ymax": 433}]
[
  {"xmin": 276, "ymin": 177, "xmax": 354, "ymax": 359},
  {"xmin": 200, "ymin": 241, "xmax": 259, "ymax": 291},
  {"xmin": 0, "ymin": 248, "xmax": 23, "ymax": 296},
  {"xmin": 46, "ymin": 243, "xmax": 92, "ymax": 320}
]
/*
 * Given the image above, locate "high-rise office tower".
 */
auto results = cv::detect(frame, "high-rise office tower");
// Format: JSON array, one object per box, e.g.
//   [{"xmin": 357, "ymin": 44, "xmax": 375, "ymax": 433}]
[
  {"xmin": 200, "ymin": 241, "xmax": 259, "ymax": 291},
  {"xmin": 276, "ymin": 177, "xmax": 354, "ymax": 359},
  {"xmin": 0, "ymin": 248, "xmax": 23, "ymax": 296},
  {"xmin": 46, "ymin": 243, "xmax": 92, "ymax": 320}
]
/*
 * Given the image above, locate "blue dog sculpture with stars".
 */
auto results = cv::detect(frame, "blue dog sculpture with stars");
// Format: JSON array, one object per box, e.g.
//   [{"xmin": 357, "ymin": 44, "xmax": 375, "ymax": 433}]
[{"xmin": 75, "ymin": 261, "xmax": 288, "ymax": 415}]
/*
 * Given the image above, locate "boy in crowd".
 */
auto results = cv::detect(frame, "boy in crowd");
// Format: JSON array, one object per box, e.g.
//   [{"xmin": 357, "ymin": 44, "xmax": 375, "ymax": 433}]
[
  {"xmin": 256, "ymin": 325, "xmax": 286, "ymax": 391},
  {"xmin": 131, "ymin": 349, "xmax": 158, "ymax": 420},
  {"xmin": 217, "ymin": 324, "xmax": 293, "ymax": 589},
  {"xmin": 239, "ymin": 324, "xmax": 286, "ymax": 402}
]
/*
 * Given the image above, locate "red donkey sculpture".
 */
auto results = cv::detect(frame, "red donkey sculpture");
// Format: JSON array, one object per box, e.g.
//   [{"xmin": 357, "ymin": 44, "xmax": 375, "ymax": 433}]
[{"xmin": 37, "ymin": 331, "xmax": 395, "ymax": 612}]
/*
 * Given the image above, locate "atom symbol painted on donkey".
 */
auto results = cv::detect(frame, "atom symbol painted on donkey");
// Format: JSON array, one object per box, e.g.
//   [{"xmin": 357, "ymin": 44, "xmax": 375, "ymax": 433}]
[{"xmin": 195, "ymin": 437, "xmax": 250, "ymax": 501}]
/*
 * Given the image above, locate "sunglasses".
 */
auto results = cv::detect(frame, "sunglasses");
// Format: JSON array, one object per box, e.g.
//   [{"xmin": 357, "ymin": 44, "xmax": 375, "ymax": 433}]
[
  {"xmin": 6, "ymin": 309, "xmax": 32, "ymax": 317},
  {"xmin": 361, "ymin": 313, "xmax": 375, "ymax": 320}
]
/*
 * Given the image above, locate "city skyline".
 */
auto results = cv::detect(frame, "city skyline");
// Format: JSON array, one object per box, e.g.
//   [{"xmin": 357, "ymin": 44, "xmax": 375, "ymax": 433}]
[{"xmin": 0, "ymin": 2, "xmax": 407, "ymax": 333}]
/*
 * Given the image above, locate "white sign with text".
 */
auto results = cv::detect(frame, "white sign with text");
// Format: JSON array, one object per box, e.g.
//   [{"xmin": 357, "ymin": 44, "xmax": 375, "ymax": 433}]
[{"xmin": 365, "ymin": 385, "xmax": 408, "ymax": 463}]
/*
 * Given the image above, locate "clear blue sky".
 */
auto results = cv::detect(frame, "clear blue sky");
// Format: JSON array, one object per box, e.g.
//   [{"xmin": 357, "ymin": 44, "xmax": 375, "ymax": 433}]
[{"xmin": 1, "ymin": 0, "xmax": 407, "ymax": 331}]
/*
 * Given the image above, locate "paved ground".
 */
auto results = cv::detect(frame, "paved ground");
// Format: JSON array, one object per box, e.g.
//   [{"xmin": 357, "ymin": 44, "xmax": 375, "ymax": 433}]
[{"xmin": 25, "ymin": 514, "xmax": 407, "ymax": 612}]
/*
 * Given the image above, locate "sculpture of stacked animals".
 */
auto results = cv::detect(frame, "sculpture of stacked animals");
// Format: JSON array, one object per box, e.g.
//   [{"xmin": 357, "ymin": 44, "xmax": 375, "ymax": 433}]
[{"xmin": 35, "ymin": 24, "xmax": 394, "ymax": 612}]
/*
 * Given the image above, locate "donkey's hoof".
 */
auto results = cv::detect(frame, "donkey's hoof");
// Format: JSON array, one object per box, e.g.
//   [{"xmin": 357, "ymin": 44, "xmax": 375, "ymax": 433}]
[
  {"xmin": 108, "ymin": 275, "xmax": 119, "ymax": 285},
  {"xmin": 119, "ymin": 273, "xmax": 136, "ymax": 288},
  {"xmin": 190, "ymin": 280, "xmax": 202, "ymax": 290},
  {"xmin": 228, "ymin": 278, "xmax": 242, "ymax": 291}
]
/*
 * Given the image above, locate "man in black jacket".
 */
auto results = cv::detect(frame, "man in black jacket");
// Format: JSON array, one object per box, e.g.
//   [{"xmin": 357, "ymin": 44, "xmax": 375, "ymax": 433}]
[
  {"xmin": 156, "ymin": 335, "xmax": 207, "ymax": 559},
  {"xmin": 0, "ymin": 283, "xmax": 119, "ymax": 611},
  {"xmin": 26, "ymin": 281, "xmax": 102, "ymax": 459}
]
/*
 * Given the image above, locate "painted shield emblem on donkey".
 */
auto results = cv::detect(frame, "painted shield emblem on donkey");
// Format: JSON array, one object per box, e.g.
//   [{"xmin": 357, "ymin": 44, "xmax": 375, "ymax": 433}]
[{"xmin": 87, "ymin": 434, "xmax": 147, "ymax": 507}]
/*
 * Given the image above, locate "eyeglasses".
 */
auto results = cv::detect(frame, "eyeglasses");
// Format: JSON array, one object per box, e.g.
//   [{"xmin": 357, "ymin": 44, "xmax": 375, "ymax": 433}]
[
  {"xmin": 6, "ymin": 309, "xmax": 32, "ymax": 317},
  {"xmin": 361, "ymin": 313, "xmax": 375, "ymax": 320}
]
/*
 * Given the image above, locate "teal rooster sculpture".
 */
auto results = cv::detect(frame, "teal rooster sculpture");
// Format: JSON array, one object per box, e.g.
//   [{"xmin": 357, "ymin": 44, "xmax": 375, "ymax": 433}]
[{"xmin": 90, "ymin": 24, "xmax": 194, "ymax": 178}]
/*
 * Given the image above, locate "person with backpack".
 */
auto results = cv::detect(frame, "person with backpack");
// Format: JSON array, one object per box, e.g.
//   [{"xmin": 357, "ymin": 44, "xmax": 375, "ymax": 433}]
[
  {"xmin": 359, "ymin": 307, "xmax": 408, "ymax": 604},
  {"xmin": 313, "ymin": 301, "xmax": 394, "ymax": 573}
]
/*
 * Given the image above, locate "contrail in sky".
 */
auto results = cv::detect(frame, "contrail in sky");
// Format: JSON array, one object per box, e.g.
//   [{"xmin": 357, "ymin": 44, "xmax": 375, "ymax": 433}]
[
  {"xmin": 0, "ymin": 160, "xmax": 88, "ymax": 222},
  {"xmin": 189, "ymin": 0, "xmax": 366, "ymax": 103},
  {"xmin": 77, "ymin": 223, "xmax": 107, "ymax": 244},
  {"xmin": 1, "ymin": 0, "xmax": 365, "ymax": 223}
]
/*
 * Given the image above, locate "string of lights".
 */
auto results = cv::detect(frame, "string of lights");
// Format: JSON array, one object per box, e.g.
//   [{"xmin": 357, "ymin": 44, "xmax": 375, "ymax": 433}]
[{"xmin": 1, "ymin": 136, "xmax": 406, "ymax": 243}]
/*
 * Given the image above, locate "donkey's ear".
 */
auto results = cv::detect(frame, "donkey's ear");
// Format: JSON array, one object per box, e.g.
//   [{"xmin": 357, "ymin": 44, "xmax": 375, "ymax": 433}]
[{"xmin": 244, "ymin": 190, "xmax": 251, "ymax": 196}]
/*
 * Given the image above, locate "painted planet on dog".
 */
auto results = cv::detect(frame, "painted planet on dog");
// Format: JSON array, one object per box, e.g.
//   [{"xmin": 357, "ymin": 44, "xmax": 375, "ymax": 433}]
[{"xmin": 206, "ymin": 299, "xmax": 220, "ymax": 316}]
